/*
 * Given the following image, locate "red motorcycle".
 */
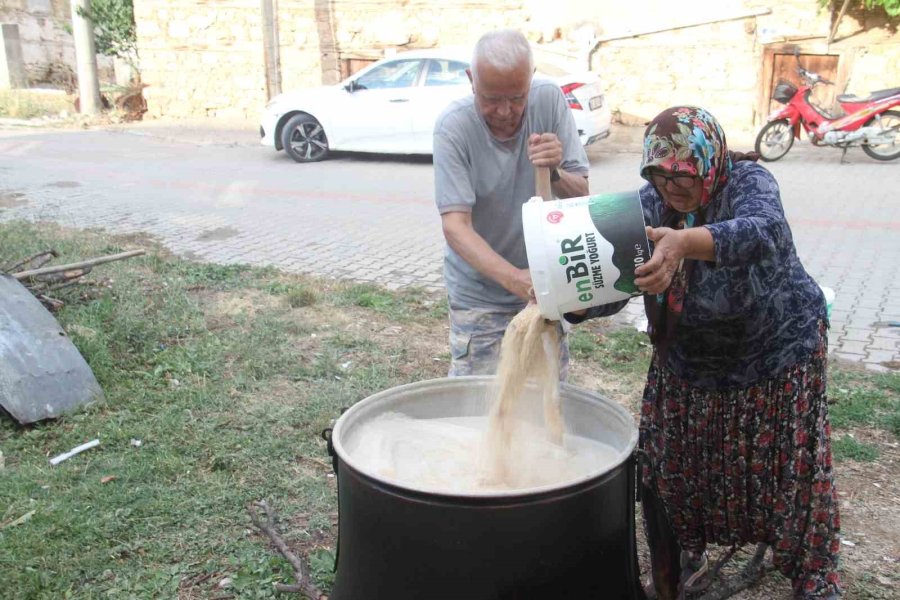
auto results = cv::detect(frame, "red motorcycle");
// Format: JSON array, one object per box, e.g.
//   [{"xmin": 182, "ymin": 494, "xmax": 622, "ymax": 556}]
[{"xmin": 755, "ymin": 52, "xmax": 900, "ymax": 162}]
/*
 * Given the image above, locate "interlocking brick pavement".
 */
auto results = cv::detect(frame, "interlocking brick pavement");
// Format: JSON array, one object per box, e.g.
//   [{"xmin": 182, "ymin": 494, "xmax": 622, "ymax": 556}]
[{"xmin": 0, "ymin": 121, "xmax": 897, "ymax": 370}]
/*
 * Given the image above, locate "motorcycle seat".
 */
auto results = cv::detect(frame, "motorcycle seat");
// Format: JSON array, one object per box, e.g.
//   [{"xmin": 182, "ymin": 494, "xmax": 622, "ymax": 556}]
[{"xmin": 838, "ymin": 87, "xmax": 900, "ymax": 104}]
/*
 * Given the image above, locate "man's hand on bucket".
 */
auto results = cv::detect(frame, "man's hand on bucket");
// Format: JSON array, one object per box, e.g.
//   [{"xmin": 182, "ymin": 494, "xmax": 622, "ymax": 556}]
[
  {"xmin": 504, "ymin": 267, "xmax": 535, "ymax": 302},
  {"xmin": 527, "ymin": 133, "xmax": 563, "ymax": 169}
]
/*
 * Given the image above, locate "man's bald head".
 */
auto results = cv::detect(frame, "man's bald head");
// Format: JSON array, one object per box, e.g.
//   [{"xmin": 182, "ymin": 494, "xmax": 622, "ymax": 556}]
[{"xmin": 470, "ymin": 29, "xmax": 533, "ymax": 83}]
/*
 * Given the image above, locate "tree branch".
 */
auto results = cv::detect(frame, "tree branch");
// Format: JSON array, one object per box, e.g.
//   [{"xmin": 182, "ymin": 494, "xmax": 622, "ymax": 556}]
[
  {"xmin": 247, "ymin": 501, "xmax": 329, "ymax": 599},
  {"xmin": 12, "ymin": 249, "xmax": 145, "ymax": 280},
  {"xmin": 828, "ymin": 0, "xmax": 853, "ymax": 46},
  {"xmin": 4, "ymin": 249, "xmax": 59, "ymax": 274}
]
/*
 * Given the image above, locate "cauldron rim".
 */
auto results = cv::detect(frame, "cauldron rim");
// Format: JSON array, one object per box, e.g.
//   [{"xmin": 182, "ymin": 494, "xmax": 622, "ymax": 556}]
[{"xmin": 331, "ymin": 375, "xmax": 638, "ymax": 499}]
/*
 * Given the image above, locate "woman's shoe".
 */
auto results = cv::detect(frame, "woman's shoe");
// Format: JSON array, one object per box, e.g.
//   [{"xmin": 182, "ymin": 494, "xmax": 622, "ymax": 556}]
[{"xmin": 642, "ymin": 576, "xmax": 658, "ymax": 600}]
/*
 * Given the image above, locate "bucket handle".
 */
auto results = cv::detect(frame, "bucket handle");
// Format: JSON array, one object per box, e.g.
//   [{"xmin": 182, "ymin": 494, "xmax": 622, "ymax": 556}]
[
  {"xmin": 320, "ymin": 427, "xmax": 342, "ymax": 571},
  {"xmin": 321, "ymin": 428, "xmax": 338, "ymax": 474}
]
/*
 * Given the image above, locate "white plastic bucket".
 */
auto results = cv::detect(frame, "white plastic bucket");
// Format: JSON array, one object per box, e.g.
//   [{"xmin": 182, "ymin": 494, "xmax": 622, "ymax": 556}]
[
  {"xmin": 523, "ymin": 191, "xmax": 651, "ymax": 321},
  {"xmin": 819, "ymin": 285, "xmax": 835, "ymax": 318}
]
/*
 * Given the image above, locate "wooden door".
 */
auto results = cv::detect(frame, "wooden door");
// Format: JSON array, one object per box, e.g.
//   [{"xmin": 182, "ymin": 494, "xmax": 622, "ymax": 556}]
[
  {"xmin": 340, "ymin": 58, "xmax": 377, "ymax": 81},
  {"xmin": 768, "ymin": 53, "xmax": 840, "ymax": 115}
]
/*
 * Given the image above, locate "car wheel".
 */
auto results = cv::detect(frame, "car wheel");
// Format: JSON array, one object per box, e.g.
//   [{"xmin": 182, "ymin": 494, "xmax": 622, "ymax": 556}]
[{"xmin": 281, "ymin": 113, "xmax": 329, "ymax": 162}]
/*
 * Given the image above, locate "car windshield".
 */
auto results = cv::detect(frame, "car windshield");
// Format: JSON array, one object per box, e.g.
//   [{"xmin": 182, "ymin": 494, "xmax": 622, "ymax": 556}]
[
  {"xmin": 423, "ymin": 59, "xmax": 469, "ymax": 87},
  {"xmin": 355, "ymin": 60, "xmax": 422, "ymax": 90}
]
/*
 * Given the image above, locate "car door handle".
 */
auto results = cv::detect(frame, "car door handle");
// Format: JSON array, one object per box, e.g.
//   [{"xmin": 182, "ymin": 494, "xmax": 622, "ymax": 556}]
[{"xmin": 389, "ymin": 98, "xmax": 410, "ymax": 103}]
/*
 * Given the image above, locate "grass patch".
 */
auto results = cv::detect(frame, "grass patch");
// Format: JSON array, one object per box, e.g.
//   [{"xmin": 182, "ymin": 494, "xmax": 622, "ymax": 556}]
[
  {"xmin": 569, "ymin": 327, "xmax": 652, "ymax": 375},
  {"xmin": 829, "ymin": 368, "xmax": 900, "ymax": 436},
  {"xmin": 287, "ymin": 287, "xmax": 317, "ymax": 308},
  {"xmin": 160, "ymin": 260, "xmax": 257, "ymax": 288},
  {"xmin": 265, "ymin": 281, "xmax": 318, "ymax": 308},
  {"xmin": 831, "ymin": 435, "xmax": 879, "ymax": 462},
  {"xmin": 334, "ymin": 282, "xmax": 444, "ymax": 321},
  {"xmin": 827, "ymin": 366, "xmax": 898, "ymax": 463},
  {"xmin": 0, "ymin": 89, "xmax": 73, "ymax": 119},
  {"xmin": 0, "ymin": 222, "xmax": 451, "ymax": 598}
]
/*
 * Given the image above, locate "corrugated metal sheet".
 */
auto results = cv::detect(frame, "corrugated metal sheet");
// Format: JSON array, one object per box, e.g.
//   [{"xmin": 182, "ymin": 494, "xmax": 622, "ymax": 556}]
[{"xmin": 0, "ymin": 274, "xmax": 103, "ymax": 424}]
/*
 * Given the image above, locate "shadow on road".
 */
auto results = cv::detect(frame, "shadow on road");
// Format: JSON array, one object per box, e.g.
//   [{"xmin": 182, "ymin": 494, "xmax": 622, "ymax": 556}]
[{"xmin": 326, "ymin": 151, "xmax": 434, "ymax": 165}]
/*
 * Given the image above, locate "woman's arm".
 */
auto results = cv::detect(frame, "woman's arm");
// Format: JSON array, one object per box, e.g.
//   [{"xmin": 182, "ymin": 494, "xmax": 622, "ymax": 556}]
[
  {"xmin": 635, "ymin": 226, "xmax": 715, "ymax": 295},
  {"xmin": 563, "ymin": 299, "xmax": 630, "ymax": 323},
  {"xmin": 634, "ymin": 165, "xmax": 790, "ymax": 294},
  {"xmin": 704, "ymin": 165, "xmax": 791, "ymax": 267}
]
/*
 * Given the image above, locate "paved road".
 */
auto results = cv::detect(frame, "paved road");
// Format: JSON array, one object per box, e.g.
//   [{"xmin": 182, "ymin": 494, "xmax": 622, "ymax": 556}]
[{"xmin": 0, "ymin": 123, "xmax": 897, "ymax": 370}]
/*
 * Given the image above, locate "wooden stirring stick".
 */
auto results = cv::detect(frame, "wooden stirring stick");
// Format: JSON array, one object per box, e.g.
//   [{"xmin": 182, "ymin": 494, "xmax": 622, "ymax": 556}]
[{"xmin": 535, "ymin": 166, "xmax": 552, "ymax": 201}]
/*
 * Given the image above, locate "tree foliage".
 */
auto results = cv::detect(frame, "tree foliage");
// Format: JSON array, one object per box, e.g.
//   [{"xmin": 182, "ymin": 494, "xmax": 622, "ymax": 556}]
[
  {"xmin": 861, "ymin": 0, "xmax": 900, "ymax": 17},
  {"xmin": 819, "ymin": 0, "xmax": 900, "ymax": 18},
  {"xmin": 78, "ymin": 0, "xmax": 136, "ymax": 61}
]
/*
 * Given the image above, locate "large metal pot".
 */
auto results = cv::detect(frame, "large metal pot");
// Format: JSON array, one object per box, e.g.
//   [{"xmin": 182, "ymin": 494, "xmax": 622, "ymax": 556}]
[{"xmin": 326, "ymin": 376, "xmax": 643, "ymax": 600}]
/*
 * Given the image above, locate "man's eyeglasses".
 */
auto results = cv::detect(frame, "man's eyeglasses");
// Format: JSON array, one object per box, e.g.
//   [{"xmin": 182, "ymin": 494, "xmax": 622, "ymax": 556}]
[
  {"xmin": 647, "ymin": 170, "xmax": 697, "ymax": 190},
  {"xmin": 477, "ymin": 93, "xmax": 528, "ymax": 108}
]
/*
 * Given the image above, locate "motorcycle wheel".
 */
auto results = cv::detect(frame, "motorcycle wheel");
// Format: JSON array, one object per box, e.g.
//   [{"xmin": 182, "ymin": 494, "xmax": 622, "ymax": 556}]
[
  {"xmin": 755, "ymin": 120, "xmax": 794, "ymax": 162},
  {"xmin": 862, "ymin": 110, "xmax": 900, "ymax": 161}
]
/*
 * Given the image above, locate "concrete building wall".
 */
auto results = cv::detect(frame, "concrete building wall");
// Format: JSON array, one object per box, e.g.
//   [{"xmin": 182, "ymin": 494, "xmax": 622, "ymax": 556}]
[
  {"xmin": 0, "ymin": 0, "xmax": 75, "ymax": 85},
  {"xmin": 1, "ymin": 0, "xmax": 118, "ymax": 88}
]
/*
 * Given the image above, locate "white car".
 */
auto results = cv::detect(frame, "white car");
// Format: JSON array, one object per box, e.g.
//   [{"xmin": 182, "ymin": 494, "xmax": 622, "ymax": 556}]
[{"xmin": 260, "ymin": 48, "xmax": 611, "ymax": 162}]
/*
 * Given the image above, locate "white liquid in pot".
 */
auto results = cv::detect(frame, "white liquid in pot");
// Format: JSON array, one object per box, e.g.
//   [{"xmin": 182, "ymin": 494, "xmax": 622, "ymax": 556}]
[{"xmin": 346, "ymin": 413, "xmax": 619, "ymax": 494}]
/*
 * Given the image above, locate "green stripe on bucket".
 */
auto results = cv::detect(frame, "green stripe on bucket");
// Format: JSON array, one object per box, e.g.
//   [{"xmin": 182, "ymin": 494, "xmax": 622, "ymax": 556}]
[{"xmin": 587, "ymin": 191, "xmax": 648, "ymax": 295}]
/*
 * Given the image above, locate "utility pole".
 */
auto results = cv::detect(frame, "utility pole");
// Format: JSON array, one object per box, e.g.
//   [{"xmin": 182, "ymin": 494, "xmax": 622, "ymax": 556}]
[{"xmin": 70, "ymin": 0, "xmax": 101, "ymax": 114}]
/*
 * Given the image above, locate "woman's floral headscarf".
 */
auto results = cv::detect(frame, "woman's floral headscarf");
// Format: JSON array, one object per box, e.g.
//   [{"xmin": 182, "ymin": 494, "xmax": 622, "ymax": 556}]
[{"xmin": 640, "ymin": 106, "xmax": 733, "ymax": 209}]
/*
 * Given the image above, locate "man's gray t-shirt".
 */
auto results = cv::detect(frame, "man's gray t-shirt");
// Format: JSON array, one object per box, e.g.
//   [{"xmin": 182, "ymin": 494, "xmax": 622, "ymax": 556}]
[{"xmin": 434, "ymin": 79, "xmax": 590, "ymax": 310}]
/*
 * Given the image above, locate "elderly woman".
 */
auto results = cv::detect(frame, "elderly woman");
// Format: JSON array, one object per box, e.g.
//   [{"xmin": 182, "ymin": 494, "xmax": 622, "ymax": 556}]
[{"xmin": 573, "ymin": 106, "xmax": 841, "ymax": 599}]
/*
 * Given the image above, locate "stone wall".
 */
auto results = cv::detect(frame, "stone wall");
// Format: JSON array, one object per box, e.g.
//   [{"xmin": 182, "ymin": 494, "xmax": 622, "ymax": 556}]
[
  {"xmin": 135, "ymin": 0, "xmax": 528, "ymax": 119},
  {"xmin": 590, "ymin": 0, "xmax": 900, "ymax": 132},
  {"xmin": 135, "ymin": 2, "xmax": 268, "ymax": 119},
  {"xmin": 134, "ymin": 0, "xmax": 900, "ymax": 126},
  {"xmin": 848, "ymin": 44, "xmax": 900, "ymax": 97},
  {"xmin": 328, "ymin": 0, "xmax": 526, "ymax": 52},
  {"xmin": 275, "ymin": 3, "xmax": 324, "ymax": 94},
  {"xmin": 592, "ymin": 18, "xmax": 761, "ymax": 132},
  {"xmin": 835, "ymin": 4, "xmax": 900, "ymax": 98}
]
